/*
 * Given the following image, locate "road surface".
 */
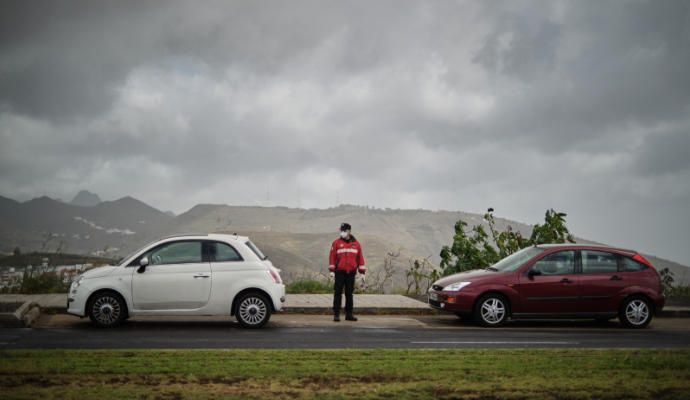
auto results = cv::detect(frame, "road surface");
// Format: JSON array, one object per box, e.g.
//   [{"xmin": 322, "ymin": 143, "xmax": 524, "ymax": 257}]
[{"xmin": 1, "ymin": 314, "xmax": 689, "ymax": 349}]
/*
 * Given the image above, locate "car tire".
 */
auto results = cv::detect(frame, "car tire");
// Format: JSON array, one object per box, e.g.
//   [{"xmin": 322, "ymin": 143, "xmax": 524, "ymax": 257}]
[
  {"xmin": 87, "ymin": 290, "xmax": 127, "ymax": 328},
  {"xmin": 235, "ymin": 292, "xmax": 272, "ymax": 329},
  {"xmin": 619, "ymin": 296, "xmax": 653, "ymax": 329},
  {"xmin": 474, "ymin": 293, "xmax": 509, "ymax": 327}
]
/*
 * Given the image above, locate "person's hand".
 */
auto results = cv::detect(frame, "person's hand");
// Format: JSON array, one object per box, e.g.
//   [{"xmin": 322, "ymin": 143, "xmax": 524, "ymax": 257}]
[{"xmin": 329, "ymin": 271, "xmax": 335, "ymax": 279}]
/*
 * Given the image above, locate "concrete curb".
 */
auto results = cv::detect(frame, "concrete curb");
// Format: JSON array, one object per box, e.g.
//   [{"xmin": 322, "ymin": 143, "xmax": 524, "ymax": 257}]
[
  {"xmin": 0, "ymin": 301, "xmax": 41, "ymax": 327},
  {"xmin": 659, "ymin": 308, "xmax": 690, "ymax": 318},
  {"xmin": 284, "ymin": 307, "xmax": 436, "ymax": 315}
]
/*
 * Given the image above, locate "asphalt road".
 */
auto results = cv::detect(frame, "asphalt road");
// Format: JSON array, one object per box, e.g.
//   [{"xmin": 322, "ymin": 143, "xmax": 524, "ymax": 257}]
[{"xmin": 1, "ymin": 315, "xmax": 689, "ymax": 349}]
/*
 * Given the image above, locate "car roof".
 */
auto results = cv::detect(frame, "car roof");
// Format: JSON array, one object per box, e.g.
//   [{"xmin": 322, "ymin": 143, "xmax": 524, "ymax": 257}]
[
  {"xmin": 535, "ymin": 243, "xmax": 637, "ymax": 255},
  {"xmin": 157, "ymin": 233, "xmax": 249, "ymax": 243}
]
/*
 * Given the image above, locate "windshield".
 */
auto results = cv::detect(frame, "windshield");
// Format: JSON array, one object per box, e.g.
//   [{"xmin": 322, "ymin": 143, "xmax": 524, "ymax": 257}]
[
  {"xmin": 490, "ymin": 247, "xmax": 544, "ymax": 272},
  {"xmin": 245, "ymin": 240, "xmax": 267, "ymax": 260},
  {"xmin": 116, "ymin": 239, "xmax": 160, "ymax": 266}
]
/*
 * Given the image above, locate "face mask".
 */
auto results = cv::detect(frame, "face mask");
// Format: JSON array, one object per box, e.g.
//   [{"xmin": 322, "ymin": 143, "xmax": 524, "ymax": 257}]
[{"xmin": 340, "ymin": 231, "xmax": 349, "ymax": 239}]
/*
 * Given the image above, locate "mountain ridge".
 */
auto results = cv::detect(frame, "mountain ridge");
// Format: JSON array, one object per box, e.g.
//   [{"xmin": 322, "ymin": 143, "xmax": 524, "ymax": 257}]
[{"xmin": 1, "ymin": 194, "xmax": 688, "ymax": 286}]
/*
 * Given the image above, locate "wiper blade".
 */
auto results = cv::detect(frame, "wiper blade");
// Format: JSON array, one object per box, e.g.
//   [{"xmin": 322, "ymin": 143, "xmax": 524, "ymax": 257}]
[{"xmin": 485, "ymin": 266, "xmax": 498, "ymax": 271}]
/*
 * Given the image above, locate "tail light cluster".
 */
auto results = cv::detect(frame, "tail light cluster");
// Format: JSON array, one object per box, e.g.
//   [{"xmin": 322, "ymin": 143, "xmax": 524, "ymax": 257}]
[
  {"xmin": 268, "ymin": 269, "xmax": 283, "ymax": 284},
  {"xmin": 632, "ymin": 253, "xmax": 653, "ymax": 268}
]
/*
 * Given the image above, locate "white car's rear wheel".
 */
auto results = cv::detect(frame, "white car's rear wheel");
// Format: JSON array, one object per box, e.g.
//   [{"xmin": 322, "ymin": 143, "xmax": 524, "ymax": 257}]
[{"xmin": 236, "ymin": 292, "xmax": 271, "ymax": 329}]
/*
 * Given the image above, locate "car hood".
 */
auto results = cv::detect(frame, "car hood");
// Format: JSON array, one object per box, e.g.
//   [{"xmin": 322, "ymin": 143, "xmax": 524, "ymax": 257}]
[
  {"xmin": 433, "ymin": 269, "xmax": 500, "ymax": 289},
  {"xmin": 81, "ymin": 265, "xmax": 118, "ymax": 280}
]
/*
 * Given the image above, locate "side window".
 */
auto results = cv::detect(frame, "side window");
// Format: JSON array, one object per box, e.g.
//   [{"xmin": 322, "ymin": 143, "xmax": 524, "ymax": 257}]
[
  {"xmin": 531, "ymin": 251, "xmax": 575, "ymax": 275},
  {"xmin": 210, "ymin": 242, "xmax": 242, "ymax": 262},
  {"xmin": 148, "ymin": 241, "xmax": 202, "ymax": 265},
  {"xmin": 581, "ymin": 251, "xmax": 618, "ymax": 274},
  {"xmin": 621, "ymin": 257, "xmax": 648, "ymax": 272}
]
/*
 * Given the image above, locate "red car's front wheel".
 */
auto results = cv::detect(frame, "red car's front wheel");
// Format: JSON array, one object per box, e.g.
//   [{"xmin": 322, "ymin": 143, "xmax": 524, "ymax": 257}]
[{"xmin": 474, "ymin": 293, "xmax": 509, "ymax": 327}]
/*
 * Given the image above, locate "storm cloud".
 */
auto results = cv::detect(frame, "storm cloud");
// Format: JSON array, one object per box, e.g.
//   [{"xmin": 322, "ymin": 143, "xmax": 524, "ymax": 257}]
[{"xmin": 1, "ymin": 0, "xmax": 689, "ymax": 263}]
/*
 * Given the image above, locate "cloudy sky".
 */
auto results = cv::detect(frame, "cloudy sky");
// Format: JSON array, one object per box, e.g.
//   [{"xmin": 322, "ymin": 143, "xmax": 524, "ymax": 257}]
[{"xmin": 1, "ymin": 1, "xmax": 689, "ymax": 263}]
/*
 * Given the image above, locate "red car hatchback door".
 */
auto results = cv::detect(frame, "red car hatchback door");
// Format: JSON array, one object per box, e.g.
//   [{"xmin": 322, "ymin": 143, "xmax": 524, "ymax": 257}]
[{"xmin": 516, "ymin": 250, "xmax": 579, "ymax": 314}]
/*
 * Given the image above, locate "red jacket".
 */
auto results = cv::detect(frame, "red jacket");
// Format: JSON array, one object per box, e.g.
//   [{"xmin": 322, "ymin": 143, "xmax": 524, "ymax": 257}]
[{"xmin": 329, "ymin": 237, "xmax": 366, "ymax": 274}]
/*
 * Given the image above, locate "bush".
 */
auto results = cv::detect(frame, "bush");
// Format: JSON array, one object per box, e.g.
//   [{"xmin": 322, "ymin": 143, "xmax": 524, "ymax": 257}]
[
  {"xmin": 667, "ymin": 285, "xmax": 690, "ymax": 300},
  {"xmin": 19, "ymin": 273, "xmax": 70, "ymax": 294},
  {"xmin": 286, "ymin": 279, "xmax": 332, "ymax": 294}
]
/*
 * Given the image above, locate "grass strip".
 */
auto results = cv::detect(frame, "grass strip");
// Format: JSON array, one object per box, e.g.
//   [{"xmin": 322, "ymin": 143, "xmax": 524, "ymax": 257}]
[{"xmin": 1, "ymin": 348, "xmax": 689, "ymax": 399}]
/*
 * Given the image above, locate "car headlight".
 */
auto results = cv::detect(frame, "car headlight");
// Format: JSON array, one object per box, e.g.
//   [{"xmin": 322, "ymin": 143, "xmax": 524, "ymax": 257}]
[
  {"xmin": 444, "ymin": 281, "xmax": 471, "ymax": 291},
  {"xmin": 72, "ymin": 276, "xmax": 84, "ymax": 288}
]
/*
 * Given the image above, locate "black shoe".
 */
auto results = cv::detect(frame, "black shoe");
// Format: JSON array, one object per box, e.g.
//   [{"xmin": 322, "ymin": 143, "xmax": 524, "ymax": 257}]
[
  {"xmin": 345, "ymin": 315, "xmax": 357, "ymax": 321},
  {"xmin": 334, "ymin": 314, "xmax": 340, "ymax": 322}
]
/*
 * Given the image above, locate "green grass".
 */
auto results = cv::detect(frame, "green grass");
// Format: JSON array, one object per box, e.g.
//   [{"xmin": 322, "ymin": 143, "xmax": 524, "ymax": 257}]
[
  {"xmin": 286, "ymin": 279, "xmax": 332, "ymax": 294},
  {"xmin": 1, "ymin": 349, "xmax": 690, "ymax": 399}
]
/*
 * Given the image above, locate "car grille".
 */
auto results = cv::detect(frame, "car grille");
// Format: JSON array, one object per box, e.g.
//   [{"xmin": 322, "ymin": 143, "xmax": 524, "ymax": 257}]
[
  {"xmin": 432, "ymin": 284, "xmax": 444, "ymax": 291},
  {"xmin": 428, "ymin": 299, "xmax": 442, "ymax": 308}
]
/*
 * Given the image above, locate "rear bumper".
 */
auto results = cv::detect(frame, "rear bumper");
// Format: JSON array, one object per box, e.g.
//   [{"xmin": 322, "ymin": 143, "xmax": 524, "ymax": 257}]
[
  {"xmin": 654, "ymin": 293, "xmax": 665, "ymax": 314},
  {"xmin": 270, "ymin": 284, "xmax": 286, "ymax": 312}
]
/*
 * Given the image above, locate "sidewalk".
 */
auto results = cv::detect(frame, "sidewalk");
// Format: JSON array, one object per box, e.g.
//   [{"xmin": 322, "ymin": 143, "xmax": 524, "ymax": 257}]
[{"xmin": 1, "ymin": 293, "xmax": 689, "ymax": 317}]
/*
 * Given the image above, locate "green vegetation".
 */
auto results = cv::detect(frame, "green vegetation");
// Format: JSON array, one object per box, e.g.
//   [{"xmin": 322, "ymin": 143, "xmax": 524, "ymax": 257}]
[
  {"xmin": 286, "ymin": 279, "xmax": 332, "ymax": 294},
  {"xmin": 667, "ymin": 285, "xmax": 690, "ymax": 303},
  {"xmin": 0, "ymin": 252, "xmax": 114, "ymax": 294},
  {"xmin": 0, "ymin": 251, "xmax": 114, "ymax": 267},
  {"xmin": 1, "ymin": 349, "xmax": 689, "ymax": 399},
  {"xmin": 440, "ymin": 208, "xmax": 575, "ymax": 276}
]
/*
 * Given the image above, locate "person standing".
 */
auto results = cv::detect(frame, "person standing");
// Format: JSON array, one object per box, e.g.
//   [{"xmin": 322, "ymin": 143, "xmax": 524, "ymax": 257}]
[{"xmin": 329, "ymin": 222, "xmax": 366, "ymax": 322}]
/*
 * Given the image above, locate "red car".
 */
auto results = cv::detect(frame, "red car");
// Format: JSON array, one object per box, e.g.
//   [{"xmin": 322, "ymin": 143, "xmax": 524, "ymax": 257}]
[{"xmin": 428, "ymin": 244, "xmax": 665, "ymax": 328}]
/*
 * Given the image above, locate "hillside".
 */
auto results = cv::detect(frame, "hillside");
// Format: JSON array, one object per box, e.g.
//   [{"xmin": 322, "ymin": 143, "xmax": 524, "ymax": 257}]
[{"xmin": 0, "ymin": 195, "xmax": 688, "ymax": 287}]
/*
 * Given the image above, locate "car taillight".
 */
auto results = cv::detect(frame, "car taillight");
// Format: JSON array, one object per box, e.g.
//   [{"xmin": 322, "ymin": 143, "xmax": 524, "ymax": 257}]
[
  {"xmin": 267, "ymin": 269, "xmax": 282, "ymax": 284},
  {"xmin": 633, "ymin": 253, "xmax": 653, "ymax": 268}
]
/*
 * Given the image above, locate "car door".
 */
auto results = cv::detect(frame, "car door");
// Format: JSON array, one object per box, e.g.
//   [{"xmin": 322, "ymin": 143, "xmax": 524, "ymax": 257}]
[
  {"xmin": 516, "ymin": 250, "xmax": 579, "ymax": 314},
  {"xmin": 578, "ymin": 250, "xmax": 628, "ymax": 313},
  {"xmin": 131, "ymin": 240, "xmax": 212, "ymax": 311}
]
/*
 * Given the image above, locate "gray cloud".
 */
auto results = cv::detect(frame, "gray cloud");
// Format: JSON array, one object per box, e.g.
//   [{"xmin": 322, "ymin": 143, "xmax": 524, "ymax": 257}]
[{"xmin": 0, "ymin": 0, "xmax": 689, "ymax": 263}]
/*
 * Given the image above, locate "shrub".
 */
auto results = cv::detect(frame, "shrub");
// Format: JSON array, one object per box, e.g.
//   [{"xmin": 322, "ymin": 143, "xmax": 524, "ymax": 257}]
[{"xmin": 286, "ymin": 279, "xmax": 332, "ymax": 294}]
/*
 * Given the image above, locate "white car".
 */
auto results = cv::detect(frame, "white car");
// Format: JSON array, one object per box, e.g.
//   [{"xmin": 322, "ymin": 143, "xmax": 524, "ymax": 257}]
[{"xmin": 67, "ymin": 233, "xmax": 285, "ymax": 328}]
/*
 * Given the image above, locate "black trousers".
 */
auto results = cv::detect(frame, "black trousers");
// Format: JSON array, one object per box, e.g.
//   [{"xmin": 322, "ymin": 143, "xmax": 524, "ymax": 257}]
[{"xmin": 333, "ymin": 270, "xmax": 356, "ymax": 315}]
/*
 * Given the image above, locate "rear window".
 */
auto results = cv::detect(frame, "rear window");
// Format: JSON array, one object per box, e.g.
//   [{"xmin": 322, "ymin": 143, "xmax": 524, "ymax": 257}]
[
  {"xmin": 210, "ymin": 242, "xmax": 243, "ymax": 262},
  {"xmin": 245, "ymin": 240, "xmax": 267, "ymax": 260},
  {"xmin": 621, "ymin": 257, "xmax": 648, "ymax": 272},
  {"xmin": 581, "ymin": 250, "xmax": 618, "ymax": 274}
]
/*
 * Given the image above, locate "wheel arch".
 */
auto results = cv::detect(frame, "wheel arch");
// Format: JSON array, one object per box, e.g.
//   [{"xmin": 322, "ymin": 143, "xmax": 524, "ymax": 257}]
[{"xmin": 230, "ymin": 288, "xmax": 274, "ymax": 316}]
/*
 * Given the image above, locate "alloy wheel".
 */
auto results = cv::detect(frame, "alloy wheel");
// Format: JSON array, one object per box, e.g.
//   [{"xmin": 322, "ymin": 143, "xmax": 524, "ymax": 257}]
[
  {"xmin": 480, "ymin": 297, "xmax": 506, "ymax": 325},
  {"xmin": 625, "ymin": 299, "xmax": 650, "ymax": 326},
  {"xmin": 238, "ymin": 296, "xmax": 268, "ymax": 326}
]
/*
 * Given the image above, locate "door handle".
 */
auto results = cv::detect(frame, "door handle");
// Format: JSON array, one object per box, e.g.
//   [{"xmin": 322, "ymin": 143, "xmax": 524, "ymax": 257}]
[
  {"xmin": 610, "ymin": 275, "xmax": 622, "ymax": 281},
  {"xmin": 560, "ymin": 278, "xmax": 573, "ymax": 284},
  {"xmin": 193, "ymin": 274, "xmax": 210, "ymax": 278}
]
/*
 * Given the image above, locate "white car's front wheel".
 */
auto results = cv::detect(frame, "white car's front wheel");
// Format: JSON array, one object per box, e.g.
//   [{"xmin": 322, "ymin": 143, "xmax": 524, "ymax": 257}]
[
  {"xmin": 87, "ymin": 291, "xmax": 127, "ymax": 328},
  {"xmin": 235, "ymin": 292, "xmax": 271, "ymax": 329}
]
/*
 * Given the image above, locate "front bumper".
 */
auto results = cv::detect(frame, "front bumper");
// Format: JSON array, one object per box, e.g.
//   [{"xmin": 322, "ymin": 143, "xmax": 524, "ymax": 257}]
[
  {"xmin": 428, "ymin": 290, "xmax": 475, "ymax": 313},
  {"xmin": 66, "ymin": 282, "xmax": 87, "ymax": 317}
]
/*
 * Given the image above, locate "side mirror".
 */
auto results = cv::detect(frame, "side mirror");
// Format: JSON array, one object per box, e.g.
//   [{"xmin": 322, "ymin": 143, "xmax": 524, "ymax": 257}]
[
  {"xmin": 137, "ymin": 257, "xmax": 149, "ymax": 273},
  {"xmin": 528, "ymin": 269, "xmax": 542, "ymax": 278}
]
